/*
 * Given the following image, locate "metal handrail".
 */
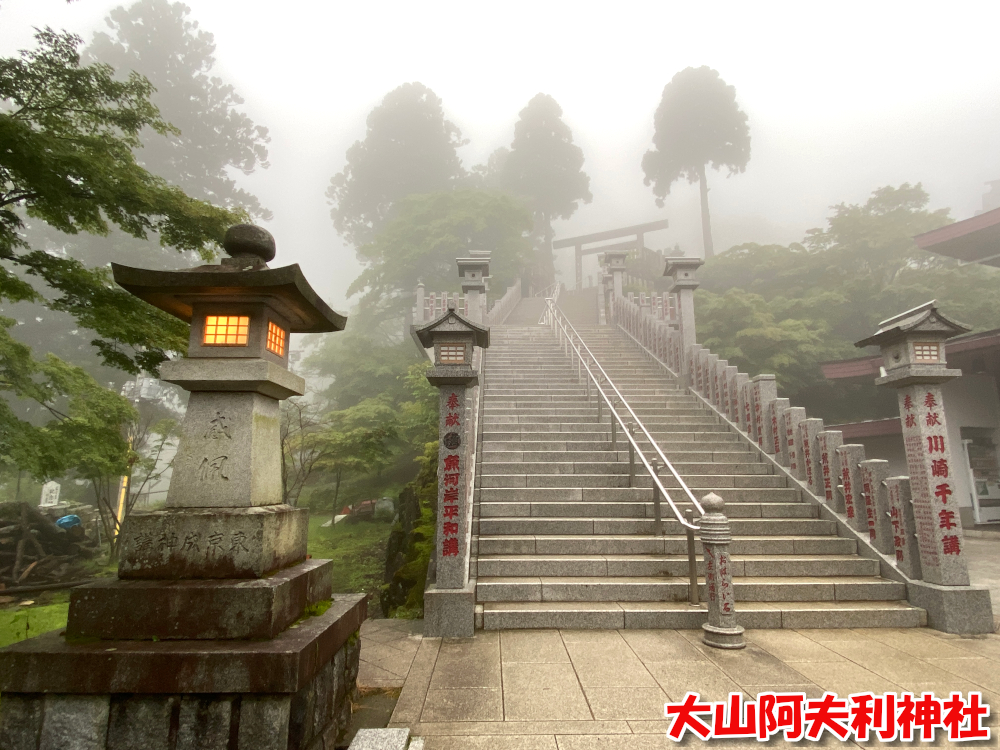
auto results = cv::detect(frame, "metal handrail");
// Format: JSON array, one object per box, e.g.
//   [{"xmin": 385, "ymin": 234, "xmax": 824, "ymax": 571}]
[
  {"xmin": 544, "ymin": 298, "xmax": 702, "ymax": 605},
  {"xmin": 544, "ymin": 299, "xmax": 702, "ymax": 530},
  {"xmin": 547, "ymin": 299, "xmax": 705, "ymax": 518}
]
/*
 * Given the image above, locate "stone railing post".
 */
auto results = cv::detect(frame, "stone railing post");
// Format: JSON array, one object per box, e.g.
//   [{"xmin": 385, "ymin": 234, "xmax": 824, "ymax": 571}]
[
  {"xmin": 752, "ymin": 375, "xmax": 777, "ymax": 452},
  {"xmin": 767, "ymin": 398, "xmax": 790, "ymax": 463},
  {"xmin": 860, "ymin": 459, "xmax": 894, "ymax": 555},
  {"xmin": 837, "ymin": 443, "xmax": 868, "ymax": 534},
  {"xmin": 699, "ymin": 493, "xmax": 745, "ymax": 649},
  {"xmin": 816, "ymin": 430, "xmax": 844, "ymax": 511},
  {"xmin": 414, "ymin": 282, "xmax": 426, "ymax": 324},
  {"xmin": 781, "ymin": 407, "xmax": 807, "ymax": 479},
  {"xmin": 885, "ymin": 477, "xmax": 922, "ymax": 580},
  {"xmin": 798, "ymin": 418, "xmax": 824, "ymax": 496},
  {"xmin": 664, "ymin": 257, "xmax": 704, "ymax": 388}
]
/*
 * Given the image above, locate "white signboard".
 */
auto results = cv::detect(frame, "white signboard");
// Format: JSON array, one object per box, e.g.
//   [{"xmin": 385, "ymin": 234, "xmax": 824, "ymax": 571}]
[{"xmin": 40, "ymin": 481, "xmax": 61, "ymax": 507}]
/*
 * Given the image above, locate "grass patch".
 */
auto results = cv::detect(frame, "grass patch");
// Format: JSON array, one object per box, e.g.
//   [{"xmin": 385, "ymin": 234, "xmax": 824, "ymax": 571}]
[
  {"xmin": 307, "ymin": 515, "xmax": 392, "ymax": 600},
  {"xmin": 0, "ymin": 603, "xmax": 69, "ymax": 648}
]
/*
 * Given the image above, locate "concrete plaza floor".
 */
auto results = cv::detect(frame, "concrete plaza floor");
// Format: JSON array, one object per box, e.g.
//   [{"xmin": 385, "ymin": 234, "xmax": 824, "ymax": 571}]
[
  {"xmin": 354, "ymin": 539, "xmax": 1000, "ymax": 747},
  {"xmin": 357, "ymin": 620, "xmax": 1000, "ymax": 749}
]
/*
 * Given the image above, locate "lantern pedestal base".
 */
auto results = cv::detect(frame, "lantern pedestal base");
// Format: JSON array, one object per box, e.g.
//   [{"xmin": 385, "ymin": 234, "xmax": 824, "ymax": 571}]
[
  {"xmin": 702, "ymin": 622, "xmax": 746, "ymax": 650},
  {"xmin": 424, "ymin": 582, "xmax": 475, "ymax": 638},
  {"xmin": 906, "ymin": 580, "xmax": 994, "ymax": 634},
  {"xmin": 118, "ymin": 504, "xmax": 308, "ymax": 579}
]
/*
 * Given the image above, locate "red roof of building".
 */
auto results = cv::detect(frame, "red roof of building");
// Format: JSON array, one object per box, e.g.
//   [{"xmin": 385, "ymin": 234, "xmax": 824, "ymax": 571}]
[
  {"xmin": 834, "ymin": 418, "xmax": 902, "ymax": 439},
  {"xmin": 914, "ymin": 207, "xmax": 1000, "ymax": 267}
]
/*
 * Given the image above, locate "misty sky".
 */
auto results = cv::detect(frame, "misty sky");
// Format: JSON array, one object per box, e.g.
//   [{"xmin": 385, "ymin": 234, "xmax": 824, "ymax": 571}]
[{"xmin": 3, "ymin": 0, "xmax": 1000, "ymax": 309}]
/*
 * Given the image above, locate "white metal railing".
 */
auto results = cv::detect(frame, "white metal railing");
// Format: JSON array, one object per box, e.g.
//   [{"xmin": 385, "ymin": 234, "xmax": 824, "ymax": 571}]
[
  {"xmin": 486, "ymin": 279, "xmax": 522, "ymax": 326},
  {"xmin": 543, "ymin": 297, "xmax": 702, "ymax": 605}
]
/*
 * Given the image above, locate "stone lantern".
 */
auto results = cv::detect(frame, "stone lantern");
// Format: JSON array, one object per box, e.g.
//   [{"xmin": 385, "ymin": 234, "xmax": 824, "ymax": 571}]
[
  {"xmin": 415, "ymin": 300, "xmax": 489, "ymax": 636},
  {"xmin": 0, "ymin": 226, "xmax": 368, "ymax": 749},
  {"xmin": 456, "ymin": 252, "xmax": 490, "ymax": 324},
  {"xmin": 856, "ymin": 300, "xmax": 994, "ymax": 633},
  {"xmin": 664, "ymin": 257, "xmax": 704, "ymax": 387},
  {"xmin": 604, "ymin": 249, "xmax": 628, "ymax": 298}
]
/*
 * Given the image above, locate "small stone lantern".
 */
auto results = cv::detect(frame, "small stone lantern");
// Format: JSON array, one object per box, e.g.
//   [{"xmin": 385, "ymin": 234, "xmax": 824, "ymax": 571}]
[
  {"xmin": 457, "ymin": 252, "xmax": 491, "ymax": 324},
  {"xmin": 604, "ymin": 249, "xmax": 628, "ymax": 298},
  {"xmin": 415, "ymin": 301, "xmax": 489, "ymax": 637},
  {"xmin": 664, "ymin": 257, "xmax": 704, "ymax": 387}
]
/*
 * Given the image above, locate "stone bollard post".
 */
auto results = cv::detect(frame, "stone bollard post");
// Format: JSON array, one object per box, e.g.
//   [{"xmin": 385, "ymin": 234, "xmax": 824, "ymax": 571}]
[
  {"xmin": 742, "ymin": 380, "xmax": 758, "ymax": 442},
  {"xmin": 816, "ymin": 431, "xmax": 845, "ymax": 511},
  {"xmin": 752, "ymin": 375, "xmax": 777, "ymax": 452},
  {"xmin": 798, "ymin": 418, "xmax": 824, "ymax": 496},
  {"xmin": 686, "ymin": 344, "xmax": 705, "ymax": 392},
  {"xmin": 703, "ymin": 353, "xmax": 719, "ymax": 405},
  {"xmin": 781, "ymin": 407, "xmax": 807, "ymax": 480},
  {"xmin": 860, "ymin": 459, "xmax": 895, "ymax": 555},
  {"xmin": 712, "ymin": 359, "xmax": 729, "ymax": 412},
  {"xmin": 885, "ymin": 477, "xmax": 923, "ymax": 580},
  {"xmin": 767, "ymin": 398, "xmax": 790, "ymax": 463},
  {"xmin": 731, "ymin": 376, "xmax": 746, "ymax": 428},
  {"xmin": 699, "ymin": 492, "xmax": 746, "ymax": 650},
  {"xmin": 837, "ymin": 444, "xmax": 869, "ymax": 534}
]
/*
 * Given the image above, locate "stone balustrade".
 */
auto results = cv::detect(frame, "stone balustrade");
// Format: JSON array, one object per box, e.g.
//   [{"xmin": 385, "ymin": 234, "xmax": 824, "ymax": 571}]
[{"xmin": 605, "ymin": 263, "xmax": 994, "ymax": 634}]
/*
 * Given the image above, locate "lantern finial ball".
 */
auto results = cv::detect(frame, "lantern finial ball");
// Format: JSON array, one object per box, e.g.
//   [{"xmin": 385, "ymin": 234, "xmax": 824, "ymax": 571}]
[{"xmin": 223, "ymin": 224, "xmax": 276, "ymax": 263}]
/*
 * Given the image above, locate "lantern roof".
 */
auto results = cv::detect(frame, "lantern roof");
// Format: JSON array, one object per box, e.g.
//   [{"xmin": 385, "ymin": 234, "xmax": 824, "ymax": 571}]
[
  {"xmin": 663, "ymin": 256, "xmax": 704, "ymax": 276},
  {"xmin": 112, "ymin": 224, "xmax": 346, "ymax": 334},
  {"xmin": 414, "ymin": 301, "xmax": 489, "ymax": 349},
  {"xmin": 855, "ymin": 300, "xmax": 970, "ymax": 349}
]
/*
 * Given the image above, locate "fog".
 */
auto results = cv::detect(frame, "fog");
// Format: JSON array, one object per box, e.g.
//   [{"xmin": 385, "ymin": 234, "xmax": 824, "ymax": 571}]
[{"xmin": 3, "ymin": 0, "xmax": 999, "ymax": 307}]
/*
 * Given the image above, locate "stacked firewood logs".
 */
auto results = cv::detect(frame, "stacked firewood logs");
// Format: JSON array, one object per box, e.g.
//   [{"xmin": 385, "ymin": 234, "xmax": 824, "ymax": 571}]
[{"xmin": 0, "ymin": 503, "xmax": 99, "ymax": 589}]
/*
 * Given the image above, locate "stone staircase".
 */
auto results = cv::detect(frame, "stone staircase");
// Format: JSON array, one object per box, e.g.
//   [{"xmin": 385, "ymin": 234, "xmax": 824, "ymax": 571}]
[{"xmin": 473, "ymin": 310, "xmax": 927, "ymax": 630}]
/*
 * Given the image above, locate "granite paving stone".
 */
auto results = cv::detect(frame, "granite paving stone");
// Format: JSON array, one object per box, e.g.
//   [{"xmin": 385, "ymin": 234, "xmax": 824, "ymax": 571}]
[
  {"xmin": 502, "ymin": 662, "xmax": 593, "ymax": 721},
  {"xmin": 420, "ymin": 688, "xmax": 503, "ymax": 723},
  {"xmin": 580, "ymin": 687, "xmax": 669, "ymax": 720},
  {"xmin": 500, "ymin": 630, "xmax": 570, "ymax": 663}
]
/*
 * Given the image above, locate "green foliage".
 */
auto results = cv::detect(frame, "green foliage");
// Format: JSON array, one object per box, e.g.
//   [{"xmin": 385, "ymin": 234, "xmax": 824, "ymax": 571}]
[
  {"xmin": 84, "ymin": 0, "xmax": 271, "ymax": 220},
  {"xmin": 491, "ymin": 94, "xmax": 591, "ymax": 285},
  {"xmin": 381, "ymin": 440, "xmax": 438, "ymax": 618},
  {"xmin": 1, "ymin": 27, "xmax": 242, "ymax": 379},
  {"xmin": 346, "ymin": 189, "xmax": 532, "ymax": 330},
  {"xmin": 0, "ymin": 323, "xmax": 135, "ymax": 481},
  {"xmin": 642, "ymin": 66, "xmax": 751, "ymax": 204},
  {"xmin": 306, "ymin": 515, "xmax": 392, "ymax": 597},
  {"xmin": 0, "ymin": 603, "xmax": 70, "ymax": 648},
  {"xmin": 697, "ymin": 184, "xmax": 1000, "ymax": 421},
  {"xmin": 327, "ymin": 82, "xmax": 467, "ymax": 248}
]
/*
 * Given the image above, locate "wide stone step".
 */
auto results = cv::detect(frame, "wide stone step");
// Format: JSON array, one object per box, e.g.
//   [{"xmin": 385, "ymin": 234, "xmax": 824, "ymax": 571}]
[
  {"xmin": 481, "ymin": 450, "xmax": 755, "ymax": 463},
  {"xmin": 481, "ymin": 440, "xmax": 743, "ymax": 452},
  {"xmin": 476, "ymin": 554, "xmax": 879, "ymax": 578},
  {"xmin": 478, "ymin": 500, "xmax": 815, "ymax": 519},
  {"xmin": 481, "ymin": 600, "xmax": 927, "ymax": 630},
  {"xmin": 475, "ymin": 575, "xmax": 907, "ymax": 603},
  {"xmin": 477, "ymin": 517, "xmax": 836, "ymax": 536},
  {"xmin": 478, "ymin": 487, "xmax": 801, "ymax": 503},
  {"xmin": 479, "ymin": 473, "xmax": 784, "ymax": 489},
  {"xmin": 476, "ymin": 534, "xmax": 858, "ymax": 556},
  {"xmin": 479, "ymin": 461, "xmax": 772, "ymax": 476}
]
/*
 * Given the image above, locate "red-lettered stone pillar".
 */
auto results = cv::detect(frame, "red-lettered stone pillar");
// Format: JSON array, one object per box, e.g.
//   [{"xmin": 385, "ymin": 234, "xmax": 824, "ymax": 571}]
[
  {"xmin": 855, "ymin": 303, "xmax": 970, "ymax": 586},
  {"xmin": 768, "ymin": 398, "xmax": 790, "ymax": 464},
  {"xmin": 752, "ymin": 375, "xmax": 777, "ymax": 452},
  {"xmin": 837, "ymin": 443, "xmax": 868, "ymax": 534},
  {"xmin": 817, "ymin": 430, "xmax": 844, "ymax": 511},
  {"xmin": 886, "ymin": 476, "xmax": 922, "ymax": 580}
]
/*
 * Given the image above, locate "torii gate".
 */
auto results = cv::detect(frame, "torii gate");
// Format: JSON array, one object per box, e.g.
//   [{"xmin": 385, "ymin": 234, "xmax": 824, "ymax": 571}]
[{"xmin": 553, "ymin": 219, "xmax": 669, "ymax": 289}]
